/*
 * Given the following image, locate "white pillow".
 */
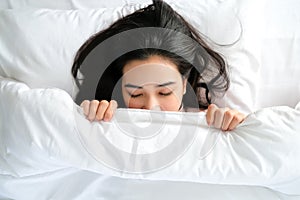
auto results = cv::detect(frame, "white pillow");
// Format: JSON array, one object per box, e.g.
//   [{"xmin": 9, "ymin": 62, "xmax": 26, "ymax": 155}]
[
  {"xmin": 0, "ymin": 0, "xmax": 152, "ymax": 9},
  {"xmin": 0, "ymin": 5, "xmax": 150, "ymax": 98},
  {"xmin": 0, "ymin": 0, "xmax": 262, "ymax": 113},
  {"xmin": 255, "ymin": 0, "xmax": 300, "ymax": 109},
  {"xmin": 175, "ymin": 0, "xmax": 262, "ymax": 113}
]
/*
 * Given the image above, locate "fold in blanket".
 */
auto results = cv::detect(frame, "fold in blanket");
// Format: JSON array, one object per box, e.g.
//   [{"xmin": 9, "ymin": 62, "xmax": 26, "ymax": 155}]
[{"xmin": 1, "ymin": 77, "xmax": 300, "ymax": 196}]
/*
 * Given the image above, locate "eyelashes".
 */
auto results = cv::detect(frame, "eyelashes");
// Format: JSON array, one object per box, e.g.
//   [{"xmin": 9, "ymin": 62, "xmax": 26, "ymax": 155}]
[
  {"xmin": 159, "ymin": 91, "xmax": 172, "ymax": 96},
  {"xmin": 128, "ymin": 91, "xmax": 173, "ymax": 98},
  {"xmin": 130, "ymin": 93, "xmax": 142, "ymax": 98}
]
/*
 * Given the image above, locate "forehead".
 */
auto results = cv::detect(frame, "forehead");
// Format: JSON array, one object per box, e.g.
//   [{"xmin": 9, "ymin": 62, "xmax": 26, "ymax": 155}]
[
  {"xmin": 122, "ymin": 56, "xmax": 182, "ymax": 85},
  {"xmin": 123, "ymin": 55, "xmax": 178, "ymax": 72}
]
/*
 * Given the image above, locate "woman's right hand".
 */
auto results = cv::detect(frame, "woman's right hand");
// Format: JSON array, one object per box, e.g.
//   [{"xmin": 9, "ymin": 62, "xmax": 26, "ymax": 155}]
[{"xmin": 80, "ymin": 100, "xmax": 118, "ymax": 122}]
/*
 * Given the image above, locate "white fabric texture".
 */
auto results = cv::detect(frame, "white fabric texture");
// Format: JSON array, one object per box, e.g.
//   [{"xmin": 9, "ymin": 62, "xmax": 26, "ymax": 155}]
[
  {"xmin": 1, "ymin": 0, "xmax": 300, "ymax": 199},
  {"xmin": 1, "ymin": 77, "xmax": 300, "ymax": 199},
  {"xmin": 0, "ymin": 0, "xmax": 299, "ymax": 111},
  {"xmin": 255, "ymin": 0, "xmax": 300, "ymax": 109},
  {"xmin": 0, "ymin": 0, "xmax": 262, "ymax": 113},
  {"xmin": 0, "ymin": 0, "xmax": 153, "ymax": 9},
  {"xmin": 0, "ymin": 5, "xmax": 148, "ymax": 98}
]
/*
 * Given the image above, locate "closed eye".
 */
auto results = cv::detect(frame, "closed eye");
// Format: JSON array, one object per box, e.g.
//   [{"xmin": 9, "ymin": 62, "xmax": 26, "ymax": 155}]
[
  {"xmin": 159, "ymin": 91, "xmax": 173, "ymax": 96},
  {"xmin": 129, "ymin": 93, "xmax": 142, "ymax": 98}
]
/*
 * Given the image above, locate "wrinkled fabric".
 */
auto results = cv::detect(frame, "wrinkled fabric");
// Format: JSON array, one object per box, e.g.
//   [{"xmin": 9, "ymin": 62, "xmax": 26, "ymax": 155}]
[{"xmin": 1, "ymin": 77, "xmax": 300, "ymax": 199}]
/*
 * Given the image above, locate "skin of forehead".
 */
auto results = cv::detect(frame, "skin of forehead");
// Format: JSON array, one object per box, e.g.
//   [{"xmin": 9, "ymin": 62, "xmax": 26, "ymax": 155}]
[{"xmin": 122, "ymin": 57, "xmax": 183, "ymax": 87}]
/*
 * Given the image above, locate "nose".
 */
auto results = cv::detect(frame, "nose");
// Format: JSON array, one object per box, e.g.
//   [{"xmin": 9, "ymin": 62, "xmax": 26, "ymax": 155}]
[{"xmin": 142, "ymin": 96, "xmax": 161, "ymax": 111}]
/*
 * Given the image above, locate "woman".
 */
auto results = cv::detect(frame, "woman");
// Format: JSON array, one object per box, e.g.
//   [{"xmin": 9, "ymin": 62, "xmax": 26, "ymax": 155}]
[{"xmin": 72, "ymin": 0, "xmax": 245, "ymax": 131}]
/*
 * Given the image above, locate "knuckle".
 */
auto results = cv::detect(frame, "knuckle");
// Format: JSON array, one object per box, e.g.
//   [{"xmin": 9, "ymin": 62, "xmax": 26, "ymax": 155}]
[
  {"xmin": 111, "ymin": 100, "xmax": 118, "ymax": 107},
  {"xmin": 87, "ymin": 115, "xmax": 95, "ymax": 121},
  {"xmin": 95, "ymin": 115, "xmax": 102, "ymax": 121},
  {"xmin": 215, "ymin": 109, "xmax": 223, "ymax": 116},
  {"xmin": 225, "ymin": 110, "xmax": 234, "ymax": 118},
  {"xmin": 95, "ymin": 112, "xmax": 104, "ymax": 121},
  {"xmin": 208, "ymin": 104, "xmax": 217, "ymax": 109},
  {"xmin": 105, "ymin": 111, "xmax": 113, "ymax": 119},
  {"xmin": 214, "ymin": 123, "xmax": 221, "ymax": 129},
  {"xmin": 232, "ymin": 115, "xmax": 241, "ymax": 123},
  {"xmin": 91, "ymin": 100, "xmax": 100, "ymax": 105},
  {"xmin": 81, "ymin": 100, "xmax": 90, "ymax": 106},
  {"xmin": 89, "ymin": 108, "xmax": 97, "ymax": 114},
  {"xmin": 100, "ymin": 100, "xmax": 109, "ymax": 107}
]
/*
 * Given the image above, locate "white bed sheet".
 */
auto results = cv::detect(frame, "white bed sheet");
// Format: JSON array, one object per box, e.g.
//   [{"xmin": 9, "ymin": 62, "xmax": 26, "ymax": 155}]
[
  {"xmin": 1, "ymin": 77, "xmax": 300, "ymax": 199},
  {"xmin": 1, "ymin": 173, "xmax": 298, "ymax": 200}
]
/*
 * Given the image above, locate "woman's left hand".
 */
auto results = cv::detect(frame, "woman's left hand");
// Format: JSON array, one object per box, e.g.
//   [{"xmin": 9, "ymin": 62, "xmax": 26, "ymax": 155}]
[{"xmin": 206, "ymin": 104, "xmax": 246, "ymax": 131}]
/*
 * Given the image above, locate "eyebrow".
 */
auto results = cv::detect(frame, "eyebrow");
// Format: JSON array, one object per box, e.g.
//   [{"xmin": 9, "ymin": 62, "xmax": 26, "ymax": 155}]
[{"xmin": 124, "ymin": 81, "xmax": 176, "ymax": 89}]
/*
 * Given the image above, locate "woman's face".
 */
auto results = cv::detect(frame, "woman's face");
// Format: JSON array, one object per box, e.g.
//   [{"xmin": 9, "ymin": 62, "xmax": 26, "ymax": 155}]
[{"xmin": 122, "ymin": 55, "xmax": 187, "ymax": 111}]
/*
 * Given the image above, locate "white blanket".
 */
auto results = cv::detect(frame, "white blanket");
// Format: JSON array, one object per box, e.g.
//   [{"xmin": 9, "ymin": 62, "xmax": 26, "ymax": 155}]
[{"xmin": 1, "ymin": 77, "xmax": 300, "ymax": 199}]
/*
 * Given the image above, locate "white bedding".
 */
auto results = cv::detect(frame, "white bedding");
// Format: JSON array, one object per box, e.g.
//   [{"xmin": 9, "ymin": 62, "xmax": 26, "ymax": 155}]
[
  {"xmin": 0, "ymin": 0, "xmax": 262, "ymax": 114},
  {"xmin": 1, "ymin": 0, "xmax": 300, "ymax": 199},
  {"xmin": 1, "ymin": 77, "xmax": 300, "ymax": 199}
]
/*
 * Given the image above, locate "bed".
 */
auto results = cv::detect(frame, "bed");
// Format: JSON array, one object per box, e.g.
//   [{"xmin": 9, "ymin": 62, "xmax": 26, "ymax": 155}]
[{"xmin": 1, "ymin": 0, "xmax": 300, "ymax": 199}]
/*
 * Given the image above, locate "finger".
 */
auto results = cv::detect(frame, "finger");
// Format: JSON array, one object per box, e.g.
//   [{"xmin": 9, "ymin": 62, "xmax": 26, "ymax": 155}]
[
  {"xmin": 228, "ymin": 113, "xmax": 246, "ymax": 131},
  {"xmin": 206, "ymin": 104, "xmax": 218, "ymax": 126},
  {"xmin": 95, "ymin": 100, "xmax": 110, "ymax": 121},
  {"xmin": 222, "ymin": 109, "xmax": 239, "ymax": 131},
  {"xmin": 87, "ymin": 100, "xmax": 100, "ymax": 121},
  {"xmin": 213, "ymin": 107, "xmax": 229, "ymax": 129},
  {"xmin": 103, "ymin": 100, "xmax": 118, "ymax": 121},
  {"xmin": 80, "ymin": 100, "xmax": 90, "ymax": 116}
]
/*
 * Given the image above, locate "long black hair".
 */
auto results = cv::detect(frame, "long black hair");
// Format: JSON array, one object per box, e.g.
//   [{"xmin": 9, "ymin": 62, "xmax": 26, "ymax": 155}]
[{"xmin": 72, "ymin": 0, "xmax": 229, "ymax": 109}]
